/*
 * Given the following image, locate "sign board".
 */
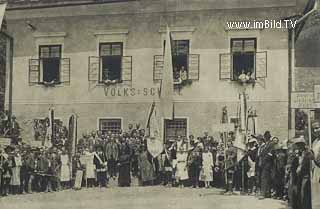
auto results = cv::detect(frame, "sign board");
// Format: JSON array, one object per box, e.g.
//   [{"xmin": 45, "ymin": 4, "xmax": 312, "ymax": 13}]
[
  {"xmin": 314, "ymin": 85, "xmax": 320, "ymax": 103},
  {"xmin": 0, "ymin": 137, "xmax": 11, "ymax": 146},
  {"xmin": 212, "ymin": 123, "xmax": 234, "ymax": 133},
  {"xmin": 291, "ymin": 92, "xmax": 320, "ymax": 109}
]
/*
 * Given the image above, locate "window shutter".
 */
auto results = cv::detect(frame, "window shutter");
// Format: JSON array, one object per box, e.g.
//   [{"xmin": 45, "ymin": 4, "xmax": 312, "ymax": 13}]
[
  {"xmin": 88, "ymin": 56, "xmax": 100, "ymax": 82},
  {"xmin": 29, "ymin": 59, "xmax": 40, "ymax": 85},
  {"xmin": 121, "ymin": 56, "xmax": 132, "ymax": 81},
  {"xmin": 219, "ymin": 53, "xmax": 231, "ymax": 80},
  {"xmin": 153, "ymin": 55, "xmax": 164, "ymax": 81},
  {"xmin": 60, "ymin": 58, "xmax": 70, "ymax": 84},
  {"xmin": 255, "ymin": 51, "xmax": 267, "ymax": 79},
  {"xmin": 188, "ymin": 54, "xmax": 200, "ymax": 80}
]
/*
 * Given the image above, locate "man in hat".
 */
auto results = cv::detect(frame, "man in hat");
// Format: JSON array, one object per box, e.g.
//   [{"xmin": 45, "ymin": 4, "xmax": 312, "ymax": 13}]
[
  {"xmin": 252, "ymin": 134, "xmax": 265, "ymax": 196},
  {"xmin": 258, "ymin": 131, "xmax": 275, "ymax": 199},
  {"xmin": 272, "ymin": 143, "xmax": 288, "ymax": 199}
]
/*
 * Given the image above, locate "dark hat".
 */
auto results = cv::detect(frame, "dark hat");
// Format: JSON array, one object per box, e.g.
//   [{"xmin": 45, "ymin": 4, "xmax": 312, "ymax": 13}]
[
  {"xmin": 264, "ymin": 131, "xmax": 272, "ymax": 140},
  {"xmin": 252, "ymin": 134, "xmax": 264, "ymax": 141}
]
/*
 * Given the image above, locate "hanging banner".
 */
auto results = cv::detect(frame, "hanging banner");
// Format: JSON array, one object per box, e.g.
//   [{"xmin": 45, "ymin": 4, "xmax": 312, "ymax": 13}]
[{"xmin": 146, "ymin": 102, "xmax": 163, "ymax": 158}]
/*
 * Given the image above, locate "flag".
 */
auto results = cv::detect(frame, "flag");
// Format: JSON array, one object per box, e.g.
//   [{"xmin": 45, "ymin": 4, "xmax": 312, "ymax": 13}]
[
  {"xmin": 234, "ymin": 92, "xmax": 248, "ymax": 161},
  {"xmin": 0, "ymin": 3, "xmax": 6, "ymax": 29},
  {"xmin": 44, "ymin": 108, "xmax": 54, "ymax": 148},
  {"xmin": 69, "ymin": 114, "xmax": 77, "ymax": 155},
  {"xmin": 160, "ymin": 25, "xmax": 174, "ymax": 120},
  {"xmin": 146, "ymin": 102, "xmax": 163, "ymax": 158}
]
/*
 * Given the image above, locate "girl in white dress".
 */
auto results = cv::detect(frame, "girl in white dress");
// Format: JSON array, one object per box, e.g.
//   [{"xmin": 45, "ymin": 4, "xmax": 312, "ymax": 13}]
[{"xmin": 200, "ymin": 147, "xmax": 213, "ymax": 188}]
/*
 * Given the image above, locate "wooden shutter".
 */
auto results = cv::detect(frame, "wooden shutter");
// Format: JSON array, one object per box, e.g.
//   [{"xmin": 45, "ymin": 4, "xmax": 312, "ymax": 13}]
[
  {"xmin": 60, "ymin": 58, "xmax": 70, "ymax": 84},
  {"xmin": 188, "ymin": 54, "xmax": 200, "ymax": 80},
  {"xmin": 121, "ymin": 56, "xmax": 132, "ymax": 81},
  {"xmin": 29, "ymin": 59, "xmax": 40, "ymax": 85},
  {"xmin": 219, "ymin": 53, "xmax": 231, "ymax": 80},
  {"xmin": 255, "ymin": 51, "xmax": 267, "ymax": 79},
  {"xmin": 88, "ymin": 56, "xmax": 100, "ymax": 82}
]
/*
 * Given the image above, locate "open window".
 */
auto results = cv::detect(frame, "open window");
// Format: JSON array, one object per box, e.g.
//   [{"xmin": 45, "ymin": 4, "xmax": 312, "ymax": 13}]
[
  {"xmin": 40, "ymin": 45, "xmax": 61, "ymax": 83},
  {"xmin": 99, "ymin": 118, "xmax": 122, "ymax": 134},
  {"xmin": 29, "ymin": 45, "xmax": 70, "ymax": 86},
  {"xmin": 219, "ymin": 38, "xmax": 267, "ymax": 81},
  {"xmin": 164, "ymin": 118, "xmax": 187, "ymax": 142},
  {"xmin": 231, "ymin": 38, "xmax": 256, "ymax": 80},
  {"xmin": 100, "ymin": 42, "xmax": 122, "ymax": 81},
  {"xmin": 88, "ymin": 42, "xmax": 132, "ymax": 83},
  {"xmin": 153, "ymin": 40, "xmax": 199, "ymax": 82}
]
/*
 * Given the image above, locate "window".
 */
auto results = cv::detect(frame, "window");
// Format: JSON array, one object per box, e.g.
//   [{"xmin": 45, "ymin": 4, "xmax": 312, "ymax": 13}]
[
  {"xmin": 99, "ymin": 118, "xmax": 122, "ymax": 134},
  {"xmin": 231, "ymin": 38, "xmax": 256, "ymax": 80},
  {"xmin": 164, "ymin": 118, "xmax": 187, "ymax": 142},
  {"xmin": 171, "ymin": 40, "xmax": 189, "ymax": 82},
  {"xmin": 99, "ymin": 42, "xmax": 123, "ymax": 81},
  {"xmin": 39, "ymin": 45, "xmax": 62, "ymax": 83}
]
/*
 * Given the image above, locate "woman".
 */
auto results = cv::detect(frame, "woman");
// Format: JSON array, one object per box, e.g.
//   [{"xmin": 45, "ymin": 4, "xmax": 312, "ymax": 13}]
[
  {"xmin": 10, "ymin": 150, "xmax": 22, "ymax": 194},
  {"xmin": 200, "ymin": 146, "xmax": 213, "ymax": 188},
  {"xmin": 175, "ymin": 147, "xmax": 189, "ymax": 188},
  {"xmin": 83, "ymin": 148, "xmax": 96, "ymax": 188},
  {"xmin": 60, "ymin": 149, "xmax": 71, "ymax": 189},
  {"xmin": 118, "ymin": 139, "xmax": 132, "ymax": 187}
]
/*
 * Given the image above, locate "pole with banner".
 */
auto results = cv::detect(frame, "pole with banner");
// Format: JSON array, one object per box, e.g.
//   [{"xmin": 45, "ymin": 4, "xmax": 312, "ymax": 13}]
[{"xmin": 69, "ymin": 114, "xmax": 78, "ymax": 156}]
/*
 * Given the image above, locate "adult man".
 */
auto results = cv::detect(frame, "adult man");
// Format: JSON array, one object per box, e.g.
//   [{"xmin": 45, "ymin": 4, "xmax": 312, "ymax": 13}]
[
  {"xmin": 259, "ymin": 131, "xmax": 275, "ymax": 199},
  {"xmin": 94, "ymin": 145, "xmax": 108, "ymax": 187},
  {"xmin": 105, "ymin": 134, "xmax": 119, "ymax": 179},
  {"xmin": 224, "ymin": 140, "xmax": 237, "ymax": 194},
  {"xmin": 187, "ymin": 143, "xmax": 202, "ymax": 188}
]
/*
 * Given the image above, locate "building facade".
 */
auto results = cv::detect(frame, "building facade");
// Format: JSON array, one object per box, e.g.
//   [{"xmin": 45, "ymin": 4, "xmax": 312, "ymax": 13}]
[{"xmin": 3, "ymin": 0, "xmax": 305, "ymax": 142}]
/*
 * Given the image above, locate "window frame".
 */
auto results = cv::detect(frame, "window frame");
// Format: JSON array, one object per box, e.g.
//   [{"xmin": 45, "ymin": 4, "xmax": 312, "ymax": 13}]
[
  {"xmin": 38, "ymin": 44, "xmax": 62, "ymax": 84},
  {"xmin": 230, "ymin": 38, "xmax": 257, "ymax": 81},
  {"xmin": 97, "ymin": 117, "xmax": 123, "ymax": 134},
  {"xmin": 163, "ymin": 117, "xmax": 189, "ymax": 142},
  {"xmin": 98, "ymin": 42, "xmax": 123, "ymax": 83}
]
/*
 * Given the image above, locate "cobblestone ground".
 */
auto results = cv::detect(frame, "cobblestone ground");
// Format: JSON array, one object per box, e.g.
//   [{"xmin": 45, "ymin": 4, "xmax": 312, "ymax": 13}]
[{"xmin": 0, "ymin": 179, "xmax": 289, "ymax": 209}]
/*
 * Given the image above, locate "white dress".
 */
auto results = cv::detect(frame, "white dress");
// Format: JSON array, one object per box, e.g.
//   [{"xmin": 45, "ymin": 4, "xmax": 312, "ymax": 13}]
[
  {"xmin": 175, "ymin": 152, "xmax": 189, "ymax": 180},
  {"xmin": 60, "ymin": 154, "xmax": 71, "ymax": 182},
  {"xmin": 85, "ymin": 153, "xmax": 95, "ymax": 179},
  {"xmin": 200, "ymin": 152, "xmax": 213, "ymax": 182}
]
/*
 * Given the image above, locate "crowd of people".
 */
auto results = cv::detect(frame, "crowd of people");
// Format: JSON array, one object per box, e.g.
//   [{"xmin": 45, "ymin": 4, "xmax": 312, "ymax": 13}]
[{"xmin": 0, "ymin": 116, "xmax": 319, "ymax": 209}]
